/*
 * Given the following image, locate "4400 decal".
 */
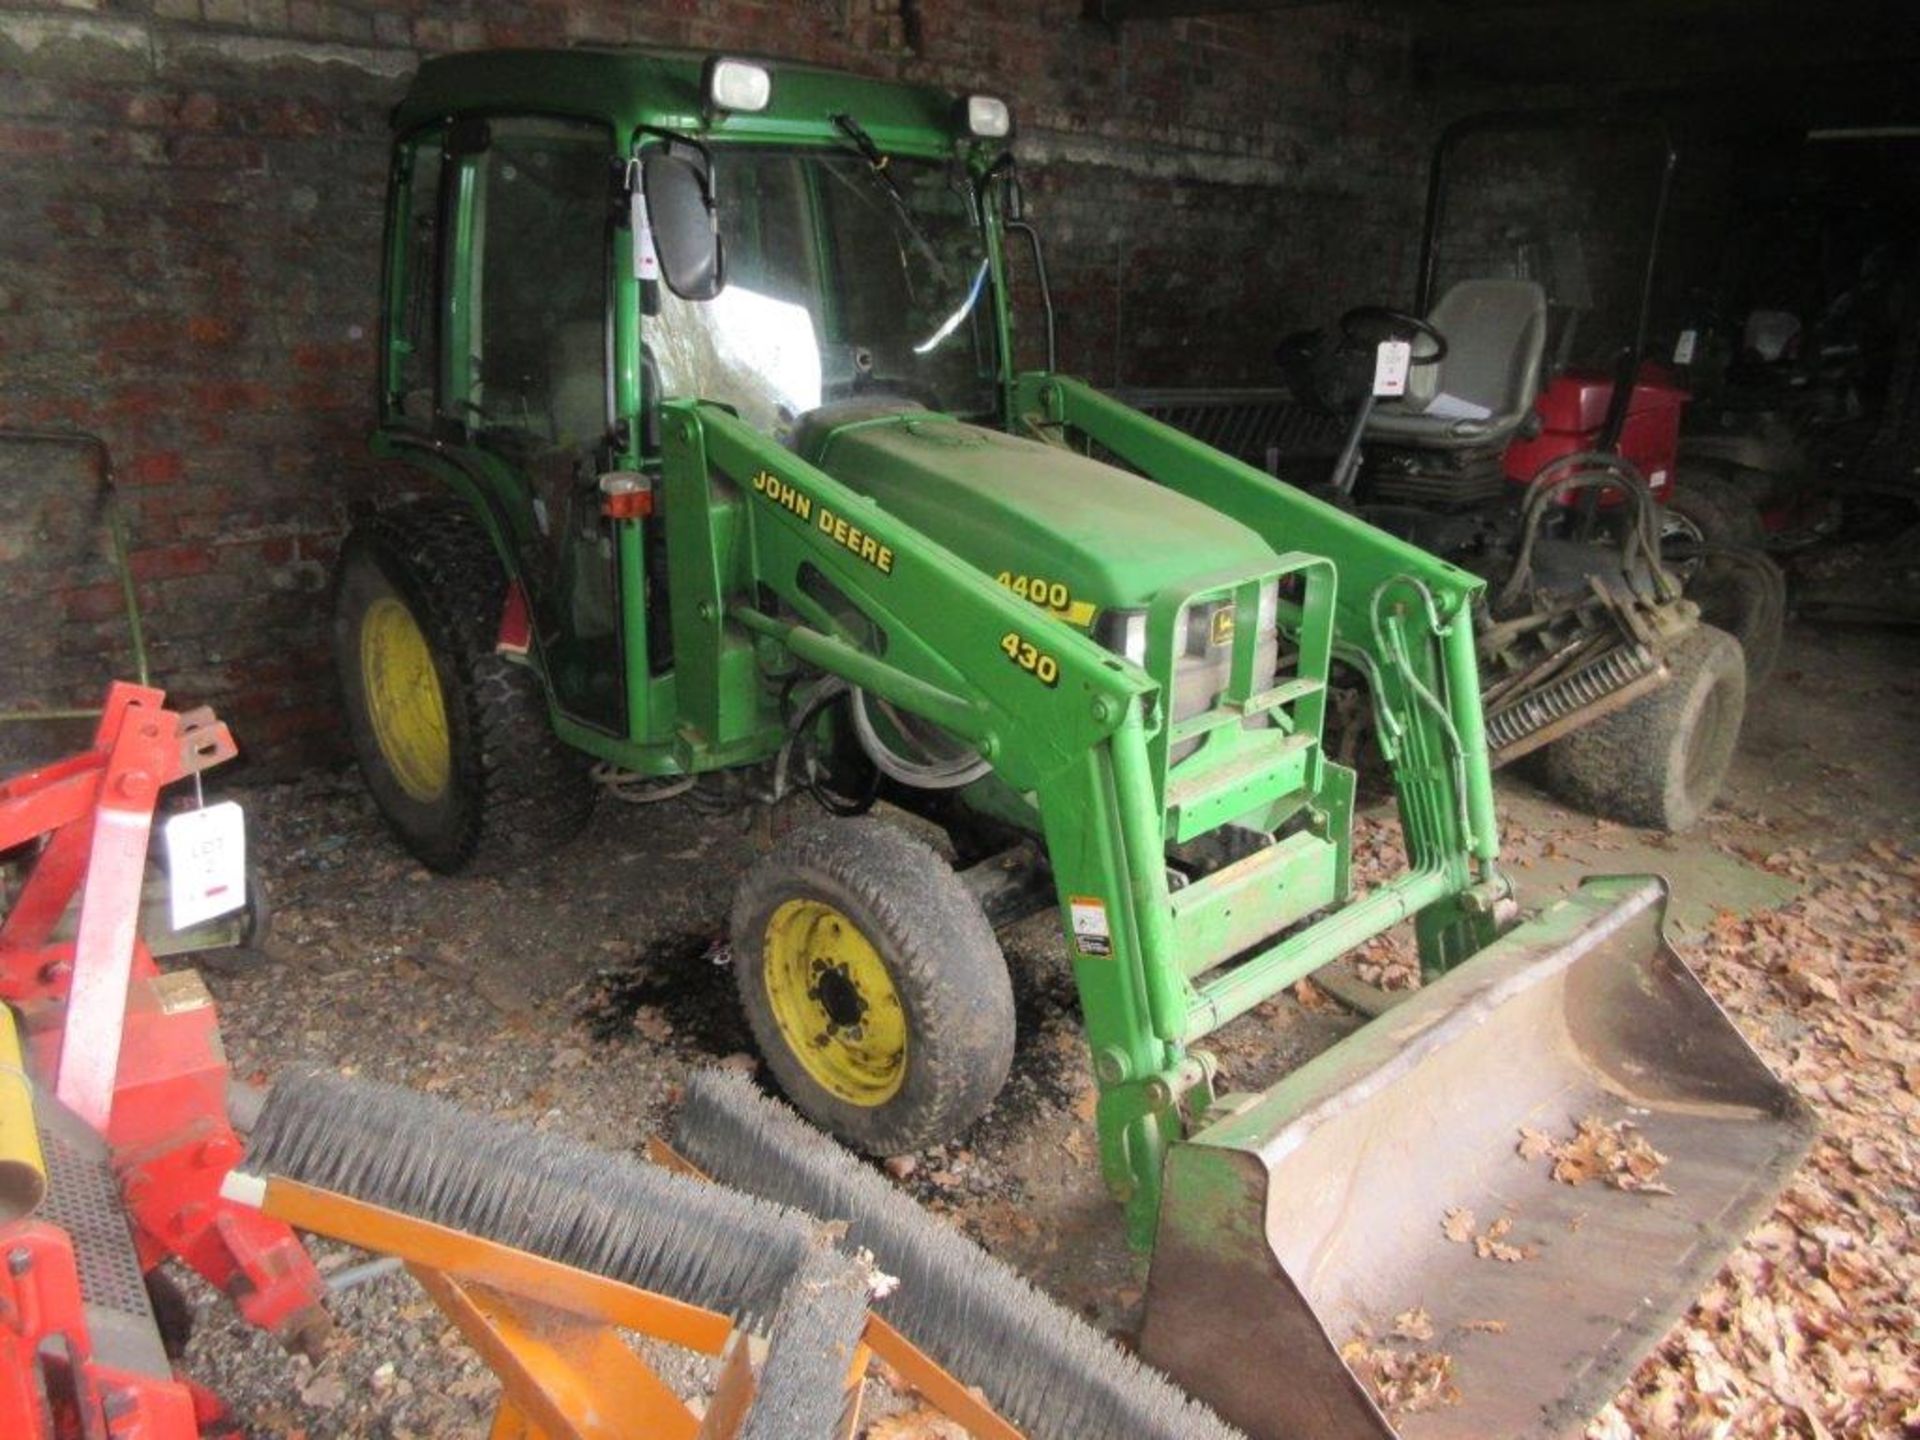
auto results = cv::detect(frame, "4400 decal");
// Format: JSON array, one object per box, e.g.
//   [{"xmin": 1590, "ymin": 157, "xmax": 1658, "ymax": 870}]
[{"xmin": 995, "ymin": 571, "xmax": 1096, "ymax": 627}]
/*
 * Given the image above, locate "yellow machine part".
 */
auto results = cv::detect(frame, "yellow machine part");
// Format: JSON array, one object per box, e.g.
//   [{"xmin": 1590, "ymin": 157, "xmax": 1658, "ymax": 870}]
[{"xmin": 0, "ymin": 1004, "xmax": 47, "ymax": 1221}]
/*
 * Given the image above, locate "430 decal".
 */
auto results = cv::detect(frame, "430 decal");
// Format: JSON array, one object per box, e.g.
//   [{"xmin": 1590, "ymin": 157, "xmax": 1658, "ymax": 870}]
[
  {"xmin": 999, "ymin": 630, "xmax": 1060, "ymax": 687},
  {"xmin": 995, "ymin": 571, "xmax": 1095, "ymax": 627}
]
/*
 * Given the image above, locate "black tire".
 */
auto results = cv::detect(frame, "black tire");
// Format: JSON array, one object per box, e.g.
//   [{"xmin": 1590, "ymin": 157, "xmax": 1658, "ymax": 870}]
[
  {"xmin": 332, "ymin": 501, "xmax": 594, "ymax": 874},
  {"xmin": 1688, "ymin": 549, "xmax": 1785, "ymax": 686},
  {"xmin": 1542, "ymin": 625, "xmax": 1745, "ymax": 833},
  {"xmin": 1662, "ymin": 468, "xmax": 1767, "ymax": 572},
  {"xmin": 1662, "ymin": 470, "xmax": 1782, "ymax": 684},
  {"xmin": 730, "ymin": 819, "xmax": 1015, "ymax": 1155}
]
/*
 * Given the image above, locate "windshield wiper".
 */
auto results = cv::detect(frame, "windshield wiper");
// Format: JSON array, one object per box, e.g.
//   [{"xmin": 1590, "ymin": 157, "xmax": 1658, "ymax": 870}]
[
  {"xmin": 913, "ymin": 259, "xmax": 989, "ymax": 355},
  {"xmin": 831, "ymin": 112, "xmax": 944, "ymax": 276}
]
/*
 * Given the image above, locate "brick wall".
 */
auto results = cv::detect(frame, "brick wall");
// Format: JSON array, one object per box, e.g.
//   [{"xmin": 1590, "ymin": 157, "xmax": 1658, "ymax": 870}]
[{"xmin": 0, "ymin": 1, "xmax": 1434, "ymax": 772}]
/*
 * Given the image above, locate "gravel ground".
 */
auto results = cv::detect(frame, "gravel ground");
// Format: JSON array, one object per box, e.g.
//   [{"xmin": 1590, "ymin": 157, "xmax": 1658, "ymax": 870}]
[{"xmin": 146, "ymin": 619, "xmax": 1917, "ymax": 1438}]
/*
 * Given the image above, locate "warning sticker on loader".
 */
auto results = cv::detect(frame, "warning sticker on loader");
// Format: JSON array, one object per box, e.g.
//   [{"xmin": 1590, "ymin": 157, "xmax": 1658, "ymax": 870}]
[{"xmin": 1069, "ymin": 895, "xmax": 1112, "ymax": 956}]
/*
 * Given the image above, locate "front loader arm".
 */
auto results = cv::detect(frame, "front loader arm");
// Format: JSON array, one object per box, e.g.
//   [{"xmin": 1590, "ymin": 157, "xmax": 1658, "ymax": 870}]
[
  {"xmin": 1017, "ymin": 376, "xmax": 1509, "ymax": 967},
  {"xmin": 664, "ymin": 403, "xmax": 1201, "ymax": 1241},
  {"xmin": 665, "ymin": 396, "xmax": 1505, "ymax": 1249}
]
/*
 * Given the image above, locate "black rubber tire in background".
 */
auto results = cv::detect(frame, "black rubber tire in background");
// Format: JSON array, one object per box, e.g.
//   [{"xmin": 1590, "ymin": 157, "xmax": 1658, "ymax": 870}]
[
  {"xmin": 1542, "ymin": 625, "xmax": 1746, "ymax": 834},
  {"xmin": 1665, "ymin": 468, "xmax": 1769, "ymax": 554},
  {"xmin": 1689, "ymin": 549, "xmax": 1785, "ymax": 686},
  {"xmin": 730, "ymin": 819, "xmax": 1016, "ymax": 1155},
  {"xmin": 1662, "ymin": 468, "xmax": 1783, "ymax": 685},
  {"xmin": 332, "ymin": 501, "xmax": 594, "ymax": 874}
]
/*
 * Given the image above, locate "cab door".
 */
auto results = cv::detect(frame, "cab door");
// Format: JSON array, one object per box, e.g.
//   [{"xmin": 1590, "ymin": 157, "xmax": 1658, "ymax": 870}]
[{"xmin": 439, "ymin": 114, "xmax": 627, "ymax": 733}]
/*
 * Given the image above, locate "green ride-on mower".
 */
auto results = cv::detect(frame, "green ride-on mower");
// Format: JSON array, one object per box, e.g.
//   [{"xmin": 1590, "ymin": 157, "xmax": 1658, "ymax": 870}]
[{"xmin": 334, "ymin": 50, "xmax": 1811, "ymax": 1438}]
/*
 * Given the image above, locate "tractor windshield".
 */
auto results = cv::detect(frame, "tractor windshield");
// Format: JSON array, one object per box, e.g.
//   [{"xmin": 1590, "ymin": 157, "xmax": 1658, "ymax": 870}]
[{"xmin": 650, "ymin": 147, "xmax": 999, "ymax": 437}]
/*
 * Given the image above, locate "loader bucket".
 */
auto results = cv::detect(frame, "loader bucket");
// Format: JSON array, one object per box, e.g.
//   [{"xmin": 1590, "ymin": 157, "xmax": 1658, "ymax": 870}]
[{"xmin": 1141, "ymin": 874, "xmax": 1814, "ymax": 1440}]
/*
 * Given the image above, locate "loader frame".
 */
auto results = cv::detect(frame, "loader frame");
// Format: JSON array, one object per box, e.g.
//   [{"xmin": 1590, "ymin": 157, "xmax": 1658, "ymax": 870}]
[{"xmin": 664, "ymin": 387, "xmax": 1505, "ymax": 1240}]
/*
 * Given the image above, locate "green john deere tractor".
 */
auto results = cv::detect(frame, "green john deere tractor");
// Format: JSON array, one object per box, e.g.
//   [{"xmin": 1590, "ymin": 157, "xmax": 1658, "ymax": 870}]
[{"xmin": 335, "ymin": 49, "xmax": 1810, "ymax": 1438}]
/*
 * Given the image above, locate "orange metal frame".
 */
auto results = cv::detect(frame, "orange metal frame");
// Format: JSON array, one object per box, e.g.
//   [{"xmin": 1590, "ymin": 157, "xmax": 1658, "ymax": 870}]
[{"xmin": 248, "ymin": 1164, "xmax": 1026, "ymax": 1440}]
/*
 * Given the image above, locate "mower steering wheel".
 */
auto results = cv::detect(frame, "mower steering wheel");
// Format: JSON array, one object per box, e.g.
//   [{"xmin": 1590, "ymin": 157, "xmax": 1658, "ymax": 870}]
[{"xmin": 1339, "ymin": 306, "xmax": 1448, "ymax": 366}]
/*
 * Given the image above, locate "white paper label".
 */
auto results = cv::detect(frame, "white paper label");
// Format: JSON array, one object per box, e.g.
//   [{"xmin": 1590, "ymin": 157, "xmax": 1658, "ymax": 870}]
[
  {"xmin": 1672, "ymin": 328, "xmax": 1698, "ymax": 365},
  {"xmin": 165, "ymin": 802, "xmax": 246, "ymax": 930},
  {"xmin": 1373, "ymin": 339, "xmax": 1412, "ymax": 397},
  {"xmin": 1070, "ymin": 895, "xmax": 1112, "ymax": 957},
  {"xmin": 631, "ymin": 187, "xmax": 660, "ymax": 282}
]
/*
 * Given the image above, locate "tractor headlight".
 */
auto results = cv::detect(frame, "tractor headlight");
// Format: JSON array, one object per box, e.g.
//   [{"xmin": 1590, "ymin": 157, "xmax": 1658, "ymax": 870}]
[
  {"xmin": 705, "ymin": 58, "xmax": 772, "ymax": 114},
  {"xmin": 964, "ymin": 95, "xmax": 1012, "ymax": 139}
]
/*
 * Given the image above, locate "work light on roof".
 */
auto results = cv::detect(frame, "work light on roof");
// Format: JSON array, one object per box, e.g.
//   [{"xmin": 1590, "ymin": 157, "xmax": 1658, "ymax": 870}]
[
  {"xmin": 706, "ymin": 58, "xmax": 771, "ymax": 114},
  {"xmin": 965, "ymin": 95, "xmax": 1012, "ymax": 139}
]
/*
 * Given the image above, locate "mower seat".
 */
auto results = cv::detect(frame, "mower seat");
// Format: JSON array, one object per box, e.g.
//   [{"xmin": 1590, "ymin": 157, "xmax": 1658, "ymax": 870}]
[{"xmin": 1366, "ymin": 279, "xmax": 1548, "ymax": 451}]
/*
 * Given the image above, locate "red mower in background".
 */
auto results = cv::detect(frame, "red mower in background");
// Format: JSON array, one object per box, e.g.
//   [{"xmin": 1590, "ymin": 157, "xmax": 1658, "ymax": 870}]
[
  {"xmin": 1347, "ymin": 109, "xmax": 1784, "ymax": 686},
  {"xmin": 1134, "ymin": 111, "xmax": 1779, "ymax": 828},
  {"xmin": 0, "ymin": 684, "xmax": 329, "ymax": 1440}
]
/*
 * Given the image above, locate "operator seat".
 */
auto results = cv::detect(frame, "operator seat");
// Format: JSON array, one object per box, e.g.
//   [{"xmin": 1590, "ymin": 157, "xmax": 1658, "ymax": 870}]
[{"xmin": 1366, "ymin": 279, "xmax": 1548, "ymax": 450}]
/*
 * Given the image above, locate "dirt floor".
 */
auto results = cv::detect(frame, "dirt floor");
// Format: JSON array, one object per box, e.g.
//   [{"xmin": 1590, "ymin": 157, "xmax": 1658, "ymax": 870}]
[{"xmin": 170, "ymin": 617, "xmax": 1918, "ymax": 1439}]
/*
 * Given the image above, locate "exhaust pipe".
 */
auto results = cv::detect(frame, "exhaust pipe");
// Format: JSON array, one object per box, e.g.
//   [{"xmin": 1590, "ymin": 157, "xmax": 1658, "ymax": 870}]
[{"xmin": 1142, "ymin": 875, "xmax": 1814, "ymax": 1439}]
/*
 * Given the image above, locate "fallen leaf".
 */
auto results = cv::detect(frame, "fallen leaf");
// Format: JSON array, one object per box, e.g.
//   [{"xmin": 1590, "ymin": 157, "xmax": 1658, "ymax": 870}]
[
  {"xmin": 1341, "ymin": 1334, "xmax": 1461, "ymax": 1416},
  {"xmin": 1391, "ymin": 1306, "xmax": 1435, "ymax": 1342},
  {"xmin": 864, "ymin": 1407, "xmax": 969, "ymax": 1439},
  {"xmin": 1517, "ymin": 1127, "xmax": 1556, "ymax": 1162}
]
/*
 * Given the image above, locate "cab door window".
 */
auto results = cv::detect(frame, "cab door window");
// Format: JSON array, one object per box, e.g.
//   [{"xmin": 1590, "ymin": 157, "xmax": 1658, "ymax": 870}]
[
  {"xmin": 460, "ymin": 117, "xmax": 613, "ymax": 450},
  {"xmin": 454, "ymin": 115, "xmax": 624, "ymax": 731},
  {"xmin": 384, "ymin": 128, "xmax": 443, "ymax": 426}
]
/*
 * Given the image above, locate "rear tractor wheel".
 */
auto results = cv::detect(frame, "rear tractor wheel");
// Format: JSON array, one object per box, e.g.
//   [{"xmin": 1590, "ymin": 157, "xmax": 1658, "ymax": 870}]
[
  {"xmin": 730, "ymin": 819, "xmax": 1015, "ymax": 1155},
  {"xmin": 333, "ymin": 502, "xmax": 594, "ymax": 874},
  {"xmin": 1542, "ymin": 624, "xmax": 1746, "ymax": 834}
]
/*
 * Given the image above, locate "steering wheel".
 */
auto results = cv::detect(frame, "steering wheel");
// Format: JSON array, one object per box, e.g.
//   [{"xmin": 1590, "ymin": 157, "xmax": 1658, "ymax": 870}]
[{"xmin": 1338, "ymin": 306, "xmax": 1448, "ymax": 366}]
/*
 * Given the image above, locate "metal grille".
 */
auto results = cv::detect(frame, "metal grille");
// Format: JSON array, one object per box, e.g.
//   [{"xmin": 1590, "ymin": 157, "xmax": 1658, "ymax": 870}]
[
  {"xmin": 36, "ymin": 1105, "xmax": 170, "ymax": 1377},
  {"xmin": 1485, "ymin": 643, "xmax": 1655, "ymax": 753},
  {"xmin": 37, "ymin": 1121, "xmax": 148, "ymax": 1314}
]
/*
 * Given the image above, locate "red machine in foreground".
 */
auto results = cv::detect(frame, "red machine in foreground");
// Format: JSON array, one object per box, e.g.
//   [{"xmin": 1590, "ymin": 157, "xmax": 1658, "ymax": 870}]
[{"xmin": 0, "ymin": 684, "xmax": 327, "ymax": 1439}]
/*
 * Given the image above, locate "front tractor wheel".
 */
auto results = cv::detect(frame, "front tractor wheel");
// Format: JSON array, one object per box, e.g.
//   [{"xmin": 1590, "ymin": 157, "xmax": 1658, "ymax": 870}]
[
  {"xmin": 333, "ymin": 504, "xmax": 594, "ymax": 874},
  {"xmin": 1542, "ymin": 624, "xmax": 1746, "ymax": 834},
  {"xmin": 730, "ymin": 820, "xmax": 1015, "ymax": 1155}
]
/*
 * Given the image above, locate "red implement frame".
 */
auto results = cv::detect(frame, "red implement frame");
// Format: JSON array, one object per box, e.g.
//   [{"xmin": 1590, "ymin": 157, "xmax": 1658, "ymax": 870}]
[{"xmin": 0, "ymin": 685, "xmax": 328, "ymax": 1360}]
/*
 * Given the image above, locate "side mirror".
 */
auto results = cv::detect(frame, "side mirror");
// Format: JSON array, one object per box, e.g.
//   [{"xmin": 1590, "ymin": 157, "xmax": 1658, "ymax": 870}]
[{"xmin": 642, "ymin": 142, "xmax": 724, "ymax": 301}]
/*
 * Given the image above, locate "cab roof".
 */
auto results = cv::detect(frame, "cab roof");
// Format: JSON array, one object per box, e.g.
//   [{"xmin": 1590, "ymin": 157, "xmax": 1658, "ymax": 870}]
[{"xmin": 393, "ymin": 48, "xmax": 970, "ymax": 156}]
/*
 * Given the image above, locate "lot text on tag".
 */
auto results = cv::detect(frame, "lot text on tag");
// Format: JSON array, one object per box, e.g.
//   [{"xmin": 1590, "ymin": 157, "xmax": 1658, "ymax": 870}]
[
  {"xmin": 1373, "ymin": 339, "xmax": 1412, "ymax": 397},
  {"xmin": 165, "ymin": 802, "xmax": 247, "ymax": 930}
]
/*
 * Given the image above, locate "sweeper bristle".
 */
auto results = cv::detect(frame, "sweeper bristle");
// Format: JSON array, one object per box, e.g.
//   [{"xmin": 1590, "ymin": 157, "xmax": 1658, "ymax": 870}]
[
  {"xmin": 247, "ymin": 1068, "xmax": 822, "ymax": 1332},
  {"xmin": 674, "ymin": 1069, "xmax": 1245, "ymax": 1440},
  {"xmin": 742, "ymin": 1243, "xmax": 873, "ymax": 1440}
]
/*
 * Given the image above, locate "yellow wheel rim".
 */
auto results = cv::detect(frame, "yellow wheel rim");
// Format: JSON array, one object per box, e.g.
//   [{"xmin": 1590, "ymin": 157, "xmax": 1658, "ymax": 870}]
[
  {"xmin": 359, "ymin": 596, "xmax": 451, "ymax": 804},
  {"xmin": 763, "ymin": 899, "xmax": 907, "ymax": 1107}
]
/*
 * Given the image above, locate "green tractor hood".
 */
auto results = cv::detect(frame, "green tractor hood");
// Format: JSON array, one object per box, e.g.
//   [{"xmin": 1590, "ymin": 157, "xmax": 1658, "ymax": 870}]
[{"xmin": 805, "ymin": 412, "xmax": 1278, "ymax": 625}]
